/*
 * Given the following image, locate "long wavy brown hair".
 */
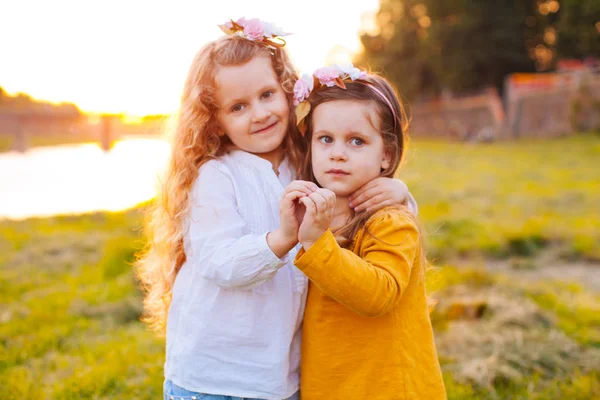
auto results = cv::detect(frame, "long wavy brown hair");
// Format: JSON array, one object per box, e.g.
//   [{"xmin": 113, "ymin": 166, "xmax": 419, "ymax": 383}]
[
  {"xmin": 135, "ymin": 35, "xmax": 302, "ymax": 335},
  {"xmin": 300, "ymin": 74, "xmax": 410, "ymax": 246}
]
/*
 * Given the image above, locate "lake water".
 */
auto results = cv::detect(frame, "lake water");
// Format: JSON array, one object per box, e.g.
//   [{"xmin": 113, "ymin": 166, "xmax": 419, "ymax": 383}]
[{"xmin": 0, "ymin": 138, "xmax": 171, "ymax": 220}]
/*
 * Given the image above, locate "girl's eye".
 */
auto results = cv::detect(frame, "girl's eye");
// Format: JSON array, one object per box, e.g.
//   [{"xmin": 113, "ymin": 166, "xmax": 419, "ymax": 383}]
[
  {"xmin": 262, "ymin": 90, "xmax": 274, "ymax": 99},
  {"xmin": 319, "ymin": 136, "xmax": 333, "ymax": 144},
  {"xmin": 231, "ymin": 104, "xmax": 244, "ymax": 113},
  {"xmin": 350, "ymin": 138, "xmax": 364, "ymax": 146}
]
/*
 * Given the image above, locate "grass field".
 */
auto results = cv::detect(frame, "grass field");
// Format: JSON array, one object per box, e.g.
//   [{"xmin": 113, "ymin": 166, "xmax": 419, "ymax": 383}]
[
  {"xmin": 1, "ymin": 134, "xmax": 599, "ymax": 399},
  {"xmin": 402, "ymin": 135, "xmax": 600, "ymax": 262}
]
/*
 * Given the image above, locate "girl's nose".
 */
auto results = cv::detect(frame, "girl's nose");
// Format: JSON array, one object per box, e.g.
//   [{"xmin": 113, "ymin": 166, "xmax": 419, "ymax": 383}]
[
  {"xmin": 252, "ymin": 103, "xmax": 271, "ymax": 123},
  {"xmin": 330, "ymin": 143, "xmax": 347, "ymax": 161}
]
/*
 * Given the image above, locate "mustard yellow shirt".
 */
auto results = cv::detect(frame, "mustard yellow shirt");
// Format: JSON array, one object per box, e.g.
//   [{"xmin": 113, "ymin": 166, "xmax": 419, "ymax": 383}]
[{"xmin": 295, "ymin": 207, "xmax": 446, "ymax": 400}]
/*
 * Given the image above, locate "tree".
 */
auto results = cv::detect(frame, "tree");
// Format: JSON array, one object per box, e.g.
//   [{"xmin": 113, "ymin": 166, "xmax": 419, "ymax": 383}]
[
  {"xmin": 356, "ymin": 1, "xmax": 540, "ymax": 100},
  {"xmin": 555, "ymin": 0, "xmax": 600, "ymax": 60}
]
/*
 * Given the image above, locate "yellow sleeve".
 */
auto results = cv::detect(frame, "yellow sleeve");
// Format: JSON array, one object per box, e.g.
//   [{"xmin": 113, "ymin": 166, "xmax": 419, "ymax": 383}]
[{"xmin": 294, "ymin": 210, "xmax": 419, "ymax": 317}]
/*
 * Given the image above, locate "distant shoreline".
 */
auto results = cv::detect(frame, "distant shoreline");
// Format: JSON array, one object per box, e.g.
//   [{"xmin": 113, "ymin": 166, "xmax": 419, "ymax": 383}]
[{"xmin": 0, "ymin": 132, "xmax": 165, "ymax": 153}]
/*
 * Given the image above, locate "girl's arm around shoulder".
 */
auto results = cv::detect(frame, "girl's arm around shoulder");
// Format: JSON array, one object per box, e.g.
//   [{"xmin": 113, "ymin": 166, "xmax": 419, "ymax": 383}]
[
  {"xmin": 187, "ymin": 160, "xmax": 287, "ymax": 290},
  {"xmin": 348, "ymin": 177, "xmax": 419, "ymax": 215},
  {"xmin": 294, "ymin": 207, "xmax": 420, "ymax": 317}
]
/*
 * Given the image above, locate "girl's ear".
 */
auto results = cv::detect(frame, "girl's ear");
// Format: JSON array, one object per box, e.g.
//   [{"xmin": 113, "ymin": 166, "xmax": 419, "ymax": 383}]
[{"xmin": 381, "ymin": 149, "xmax": 392, "ymax": 170}]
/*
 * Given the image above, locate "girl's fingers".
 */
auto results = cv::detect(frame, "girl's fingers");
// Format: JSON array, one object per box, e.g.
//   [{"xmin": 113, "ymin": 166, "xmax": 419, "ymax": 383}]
[
  {"xmin": 281, "ymin": 191, "xmax": 305, "ymax": 209},
  {"xmin": 322, "ymin": 189, "xmax": 336, "ymax": 210},
  {"xmin": 299, "ymin": 196, "xmax": 316, "ymax": 216},
  {"xmin": 286, "ymin": 180, "xmax": 319, "ymax": 196},
  {"xmin": 317, "ymin": 189, "xmax": 336, "ymax": 219},
  {"xmin": 308, "ymin": 191, "xmax": 328, "ymax": 215},
  {"xmin": 349, "ymin": 185, "xmax": 381, "ymax": 209},
  {"xmin": 298, "ymin": 180, "xmax": 320, "ymax": 192},
  {"xmin": 356, "ymin": 193, "xmax": 387, "ymax": 213},
  {"xmin": 367, "ymin": 200, "xmax": 391, "ymax": 213},
  {"xmin": 283, "ymin": 191, "xmax": 307, "ymax": 202},
  {"xmin": 348, "ymin": 180, "xmax": 376, "ymax": 203},
  {"xmin": 284, "ymin": 185, "xmax": 311, "ymax": 197}
]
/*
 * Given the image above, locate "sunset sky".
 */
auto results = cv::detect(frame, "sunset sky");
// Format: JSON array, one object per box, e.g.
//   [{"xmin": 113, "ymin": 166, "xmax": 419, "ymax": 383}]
[{"xmin": 0, "ymin": 0, "xmax": 379, "ymax": 116}]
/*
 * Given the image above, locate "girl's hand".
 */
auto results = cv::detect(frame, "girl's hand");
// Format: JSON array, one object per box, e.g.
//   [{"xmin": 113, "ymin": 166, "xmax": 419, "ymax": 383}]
[
  {"xmin": 269, "ymin": 181, "xmax": 318, "ymax": 258},
  {"xmin": 279, "ymin": 180, "xmax": 319, "ymax": 243},
  {"xmin": 298, "ymin": 188, "xmax": 336, "ymax": 249},
  {"xmin": 348, "ymin": 177, "xmax": 410, "ymax": 213}
]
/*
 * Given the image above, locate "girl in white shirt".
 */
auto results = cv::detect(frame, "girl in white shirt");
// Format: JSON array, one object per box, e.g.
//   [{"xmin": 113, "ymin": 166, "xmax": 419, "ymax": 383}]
[{"xmin": 135, "ymin": 18, "xmax": 417, "ymax": 400}]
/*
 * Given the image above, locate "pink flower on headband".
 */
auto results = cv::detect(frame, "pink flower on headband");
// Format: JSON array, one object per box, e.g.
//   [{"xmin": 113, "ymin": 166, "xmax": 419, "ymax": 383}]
[
  {"xmin": 313, "ymin": 66, "xmax": 341, "ymax": 87},
  {"xmin": 219, "ymin": 18, "xmax": 289, "ymax": 47},
  {"xmin": 336, "ymin": 63, "xmax": 368, "ymax": 80},
  {"xmin": 293, "ymin": 63, "xmax": 368, "ymax": 106},
  {"xmin": 293, "ymin": 62, "xmax": 369, "ymax": 135},
  {"xmin": 240, "ymin": 18, "xmax": 265, "ymax": 41},
  {"xmin": 294, "ymin": 74, "xmax": 314, "ymax": 105},
  {"xmin": 262, "ymin": 22, "xmax": 287, "ymax": 38}
]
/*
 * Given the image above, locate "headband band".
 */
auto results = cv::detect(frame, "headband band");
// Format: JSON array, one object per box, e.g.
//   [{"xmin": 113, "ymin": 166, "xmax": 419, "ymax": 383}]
[
  {"xmin": 367, "ymin": 85, "xmax": 398, "ymax": 132},
  {"xmin": 219, "ymin": 18, "xmax": 290, "ymax": 49},
  {"xmin": 294, "ymin": 63, "xmax": 399, "ymax": 135}
]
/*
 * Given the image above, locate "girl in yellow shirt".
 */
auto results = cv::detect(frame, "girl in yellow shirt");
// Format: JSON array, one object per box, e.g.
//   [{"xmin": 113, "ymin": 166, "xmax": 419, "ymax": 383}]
[{"xmin": 279, "ymin": 66, "xmax": 446, "ymax": 399}]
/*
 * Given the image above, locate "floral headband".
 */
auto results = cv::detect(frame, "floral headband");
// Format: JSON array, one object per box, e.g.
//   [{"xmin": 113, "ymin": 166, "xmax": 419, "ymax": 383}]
[
  {"xmin": 294, "ymin": 63, "xmax": 366, "ymax": 135},
  {"xmin": 293, "ymin": 63, "xmax": 397, "ymax": 136},
  {"xmin": 219, "ymin": 18, "xmax": 289, "ymax": 48}
]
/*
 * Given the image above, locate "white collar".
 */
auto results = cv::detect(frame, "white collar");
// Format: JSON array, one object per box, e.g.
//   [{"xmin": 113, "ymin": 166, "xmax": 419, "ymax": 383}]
[{"xmin": 228, "ymin": 149, "xmax": 290, "ymax": 178}]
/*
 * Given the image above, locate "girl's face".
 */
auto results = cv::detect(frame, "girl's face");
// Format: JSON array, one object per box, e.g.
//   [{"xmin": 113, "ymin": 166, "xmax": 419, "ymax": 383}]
[
  {"xmin": 310, "ymin": 99, "xmax": 391, "ymax": 198},
  {"xmin": 215, "ymin": 55, "xmax": 290, "ymax": 165}
]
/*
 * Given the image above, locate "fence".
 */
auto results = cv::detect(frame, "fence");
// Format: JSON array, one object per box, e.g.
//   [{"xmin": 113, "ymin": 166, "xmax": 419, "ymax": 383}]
[{"xmin": 409, "ymin": 69, "xmax": 600, "ymax": 140}]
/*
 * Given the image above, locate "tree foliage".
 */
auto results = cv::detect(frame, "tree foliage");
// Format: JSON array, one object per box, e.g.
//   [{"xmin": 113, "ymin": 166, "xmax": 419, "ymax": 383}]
[
  {"xmin": 356, "ymin": 0, "xmax": 599, "ymax": 100},
  {"xmin": 555, "ymin": 0, "xmax": 600, "ymax": 60}
]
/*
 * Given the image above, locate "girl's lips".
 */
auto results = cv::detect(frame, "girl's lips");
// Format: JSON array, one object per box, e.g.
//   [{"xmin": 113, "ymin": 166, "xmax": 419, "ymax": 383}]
[
  {"xmin": 326, "ymin": 169, "xmax": 350, "ymax": 175},
  {"xmin": 252, "ymin": 121, "xmax": 278, "ymax": 134}
]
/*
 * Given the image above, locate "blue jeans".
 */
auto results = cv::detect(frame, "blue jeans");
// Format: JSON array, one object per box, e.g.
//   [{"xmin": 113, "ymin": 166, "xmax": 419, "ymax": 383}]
[{"xmin": 163, "ymin": 379, "xmax": 300, "ymax": 400}]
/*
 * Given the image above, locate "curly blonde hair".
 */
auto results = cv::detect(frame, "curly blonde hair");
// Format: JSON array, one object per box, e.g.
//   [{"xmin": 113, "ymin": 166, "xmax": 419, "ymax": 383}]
[{"xmin": 135, "ymin": 35, "xmax": 302, "ymax": 335}]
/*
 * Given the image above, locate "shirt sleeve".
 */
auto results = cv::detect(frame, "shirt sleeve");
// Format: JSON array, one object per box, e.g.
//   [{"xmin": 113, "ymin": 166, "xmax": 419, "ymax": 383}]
[
  {"xmin": 294, "ymin": 210, "xmax": 419, "ymax": 317},
  {"xmin": 406, "ymin": 191, "xmax": 419, "ymax": 216},
  {"xmin": 185, "ymin": 160, "xmax": 287, "ymax": 290}
]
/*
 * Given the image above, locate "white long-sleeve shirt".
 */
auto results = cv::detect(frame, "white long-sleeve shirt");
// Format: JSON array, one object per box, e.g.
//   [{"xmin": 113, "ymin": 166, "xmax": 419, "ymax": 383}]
[{"xmin": 165, "ymin": 150, "xmax": 306, "ymax": 400}]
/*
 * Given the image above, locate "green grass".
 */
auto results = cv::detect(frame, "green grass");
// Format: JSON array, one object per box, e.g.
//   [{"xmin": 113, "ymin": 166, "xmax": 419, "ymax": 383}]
[
  {"xmin": 400, "ymin": 134, "xmax": 600, "ymax": 261},
  {"xmin": 526, "ymin": 281, "xmax": 600, "ymax": 347},
  {"xmin": 1, "ymin": 135, "xmax": 599, "ymax": 398},
  {"xmin": 0, "ymin": 210, "xmax": 164, "ymax": 399},
  {"xmin": 444, "ymin": 371, "xmax": 600, "ymax": 400},
  {"xmin": 429, "ymin": 265, "xmax": 600, "ymax": 399}
]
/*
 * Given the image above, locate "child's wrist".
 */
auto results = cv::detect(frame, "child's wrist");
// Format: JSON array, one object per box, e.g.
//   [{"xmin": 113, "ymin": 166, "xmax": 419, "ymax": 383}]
[
  {"xmin": 280, "ymin": 228, "xmax": 299, "ymax": 247},
  {"xmin": 267, "ymin": 229, "xmax": 298, "ymax": 258},
  {"xmin": 300, "ymin": 228, "xmax": 329, "ymax": 251},
  {"xmin": 300, "ymin": 240, "xmax": 315, "ymax": 251}
]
